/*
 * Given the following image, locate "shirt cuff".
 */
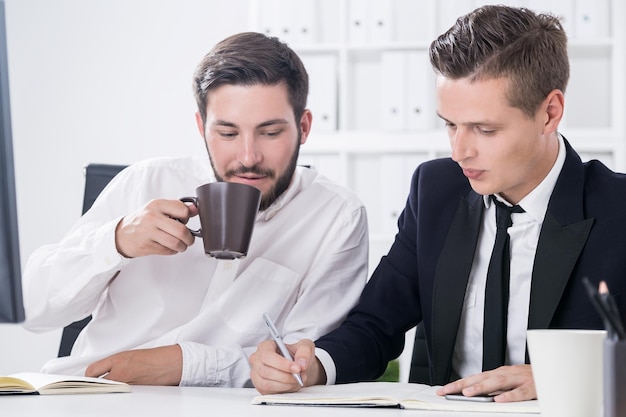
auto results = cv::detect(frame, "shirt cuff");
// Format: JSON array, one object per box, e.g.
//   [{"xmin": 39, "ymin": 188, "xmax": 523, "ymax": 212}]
[
  {"xmin": 315, "ymin": 347, "xmax": 336, "ymax": 385},
  {"xmin": 96, "ymin": 217, "xmax": 130, "ymax": 266},
  {"xmin": 178, "ymin": 341, "xmax": 251, "ymax": 387},
  {"xmin": 178, "ymin": 341, "xmax": 216, "ymax": 386}
]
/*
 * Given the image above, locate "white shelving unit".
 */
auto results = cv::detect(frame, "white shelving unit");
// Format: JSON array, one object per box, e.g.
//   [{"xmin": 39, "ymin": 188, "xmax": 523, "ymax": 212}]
[{"xmin": 250, "ymin": 0, "xmax": 626, "ymax": 272}]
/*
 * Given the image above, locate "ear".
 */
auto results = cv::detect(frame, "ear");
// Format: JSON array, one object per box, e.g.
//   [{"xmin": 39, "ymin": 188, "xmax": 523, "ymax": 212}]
[
  {"xmin": 541, "ymin": 89, "xmax": 565, "ymax": 135},
  {"xmin": 194, "ymin": 112, "xmax": 205, "ymax": 138},
  {"xmin": 299, "ymin": 109, "xmax": 313, "ymax": 145}
]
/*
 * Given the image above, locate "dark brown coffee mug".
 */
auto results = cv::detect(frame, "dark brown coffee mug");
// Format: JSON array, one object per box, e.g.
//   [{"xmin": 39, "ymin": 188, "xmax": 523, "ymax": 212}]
[{"xmin": 181, "ymin": 182, "xmax": 261, "ymax": 259}]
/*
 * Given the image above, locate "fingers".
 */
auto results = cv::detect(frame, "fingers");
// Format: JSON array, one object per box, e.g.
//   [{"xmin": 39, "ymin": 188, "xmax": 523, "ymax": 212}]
[
  {"xmin": 250, "ymin": 340, "xmax": 298, "ymax": 394},
  {"xmin": 115, "ymin": 199, "xmax": 195, "ymax": 258},
  {"xmin": 85, "ymin": 356, "xmax": 113, "ymax": 379},
  {"xmin": 291, "ymin": 339, "xmax": 315, "ymax": 372},
  {"xmin": 487, "ymin": 365, "xmax": 536, "ymax": 402},
  {"xmin": 436, "ymin": 365, "xmax": 536, "ymax": 402},
  {"xmin": 181, "ymin": 200, "xmax": 199, "ymax": 217},
  {"xmin": 437, "ymin": 373, "xmax": 484, "ymax": 397},
  {"xmin": 250, "ymin": 339, "xmax": 318, "ymax": 395},
  {"xmin": 84, "ymin": 353, "xmax": 131, "ymax": 383}
]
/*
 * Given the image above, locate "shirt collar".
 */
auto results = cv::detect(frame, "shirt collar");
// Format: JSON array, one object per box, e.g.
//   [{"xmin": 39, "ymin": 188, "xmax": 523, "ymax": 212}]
[
  {"xmin": 483, "ymin": 134, "xmax": 566, "ymax": 222},
  {"xmin": 257, "ymin": 166, "xmax": 303, "ymax": 222}
]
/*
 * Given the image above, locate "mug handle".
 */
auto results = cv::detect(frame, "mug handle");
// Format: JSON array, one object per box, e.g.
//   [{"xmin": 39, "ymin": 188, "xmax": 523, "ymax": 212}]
[{"xmin": 180, "ymin": 197, "xmax": 202, "ymax": 237}]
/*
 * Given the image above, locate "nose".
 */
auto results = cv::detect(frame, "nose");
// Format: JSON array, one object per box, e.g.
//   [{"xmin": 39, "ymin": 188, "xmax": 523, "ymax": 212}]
[
  {"xmin": 239, "ymin": 134, "xmax": 262, "ymax": 167},
  {"xmin": 450, "ymin": 127, "xmax": 474, "ymax": 163}
]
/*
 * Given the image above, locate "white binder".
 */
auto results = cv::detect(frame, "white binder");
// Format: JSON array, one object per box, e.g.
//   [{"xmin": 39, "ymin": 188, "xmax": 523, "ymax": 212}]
[
  {"xmin": 370, "ymin": 0, "xmax": 394, "ymax": 43},
  {"xmin": 380, "ymin": 51, "xmax": 408, "ymax": 131},
  {"xmin": 574, "ymin": 0, "xmax": 610, "ymax": 39},
  {"xmin": 395, "ymin": 0, "xmax": 431, "ymax": 43},
  {"xmin": 407, "ymin": 51, "xmax": 435, "ymax": 131},
  {"xmin": 275, "ymin": 0, "xmax": 295, "ymax": 43},
  {"xmin": 258, "ymin": 0, "xmax": 281, "ymax": 38},
  {"xmin": 381, "ymin": 155, "xmax": 407, "ymax": 234},
  {"xmin": 347, "ymin": 0, "xmax": 370, "ymax": 43},
  {"xmin": 302, "ymin": 53, "xmax": 338, "ymax": 132},
  {"xmin": 380, "ymin": 154, "xmax": 429, "ymax": 234},
  {"xmin": 293, "ymin": 0, "xmax": 318, "ymax": 44}
]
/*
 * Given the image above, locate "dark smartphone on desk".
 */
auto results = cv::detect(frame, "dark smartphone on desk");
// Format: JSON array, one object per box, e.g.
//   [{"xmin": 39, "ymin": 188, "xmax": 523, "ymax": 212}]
[{"xmin": 445, "ymin": 393, "xmax": 495, "ymax": 402}]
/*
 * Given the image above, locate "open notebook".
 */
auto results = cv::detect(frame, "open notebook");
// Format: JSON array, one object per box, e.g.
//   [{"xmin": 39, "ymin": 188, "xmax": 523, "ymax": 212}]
[
  {"xmin": 252, "ymin": 381, "xmax": 540, "ymax": 413},
  {"xmin": 0, "ymin": 372, "xmax": 130, "ymax": 395}
]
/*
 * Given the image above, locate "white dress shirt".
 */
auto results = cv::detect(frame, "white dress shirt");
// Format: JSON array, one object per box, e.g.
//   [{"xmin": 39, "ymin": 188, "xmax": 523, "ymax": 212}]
[
  {"xmin": 452, "ymin": 135, "xmax": 566, "ymax": 377},
  {"xmin": 22, "ymin": 156, "xmax": 369, "ymax": 387}
]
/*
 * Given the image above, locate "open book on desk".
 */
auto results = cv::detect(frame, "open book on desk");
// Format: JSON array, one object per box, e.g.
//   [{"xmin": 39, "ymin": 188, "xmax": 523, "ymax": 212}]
[
  {"xmin": 252, "ymin": 381, "xmax": 539, "ymax": 414},
  {"xmin": 0, "ymin": 372, "xmax": 130, "ymax": 395}
]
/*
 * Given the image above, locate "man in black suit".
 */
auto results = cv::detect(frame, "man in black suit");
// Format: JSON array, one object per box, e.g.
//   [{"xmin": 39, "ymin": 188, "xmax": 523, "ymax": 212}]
[{"xmin": 249, "ymin": 5, "xmax": 626, "ymax": 402}]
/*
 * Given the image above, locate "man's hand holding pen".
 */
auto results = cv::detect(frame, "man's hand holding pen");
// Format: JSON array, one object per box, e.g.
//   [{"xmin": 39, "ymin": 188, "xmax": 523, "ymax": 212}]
[
  {"xmin": 249, "ymin": 338, "xmax": 325, "ymax": 395},
  {"xmin": 262, "ymin": 313, "xmax": 304, "ymax": 387}
]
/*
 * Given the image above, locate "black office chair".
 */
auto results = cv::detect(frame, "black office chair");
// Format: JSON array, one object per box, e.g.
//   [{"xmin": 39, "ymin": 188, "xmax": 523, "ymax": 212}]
[
  {"xmin": 57, "ymin": 163, "xmax": 128, "ymax": 357},
  {"xmin": 408, "ymin": 322, "xmax": 431, "ymax": 384}
]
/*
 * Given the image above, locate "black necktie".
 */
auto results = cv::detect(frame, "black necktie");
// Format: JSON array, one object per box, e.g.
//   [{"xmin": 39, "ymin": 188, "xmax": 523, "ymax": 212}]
[{"xmin": 482, "ymin": 196, "xmax": 524, "ymax": 371}]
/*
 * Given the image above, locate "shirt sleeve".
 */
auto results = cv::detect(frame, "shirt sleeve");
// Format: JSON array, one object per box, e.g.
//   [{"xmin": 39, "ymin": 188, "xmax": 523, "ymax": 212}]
[
  {"xmin": 315, "ymin": 347, "xmax": 337, "ymax": 385},
  {"xmin": 21, "ymin": 171, "xmax": 136, "ymax": 331},
  {"xmin": 22, "ymin": 218, "xmax": 130, "ymax": 331},
  {"xmin": 178, "ymin": 341, "xmax": 253, "ymax": 387}
]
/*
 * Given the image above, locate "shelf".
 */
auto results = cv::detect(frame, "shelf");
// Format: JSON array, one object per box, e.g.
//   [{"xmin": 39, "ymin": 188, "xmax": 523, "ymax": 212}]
[{"xmin": 250, "ymin": 0, "xmax": 626, "ymax": 272}]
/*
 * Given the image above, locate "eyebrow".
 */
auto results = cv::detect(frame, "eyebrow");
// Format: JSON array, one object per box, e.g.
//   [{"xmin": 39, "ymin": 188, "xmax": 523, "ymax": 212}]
[
  {"xmin": 212, "ymin": 119, "xmax": 290, "ymax": 129},
  {"xmin": 436, "ymin": 112, "xmax": 504, "ymax": 128},
  {"xmin": 257, "ymin": 119, "xmax": 290, "ymax": 128},
  {"xmin": 436, "ymin": 112, "xmax": 450, "ymax": 123}
]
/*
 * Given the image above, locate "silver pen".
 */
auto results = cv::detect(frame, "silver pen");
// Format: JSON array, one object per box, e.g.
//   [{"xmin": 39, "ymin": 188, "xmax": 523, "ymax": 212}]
[{"xmin": 262, "ymin": 313, "xmax": 304, "ymax": 386}]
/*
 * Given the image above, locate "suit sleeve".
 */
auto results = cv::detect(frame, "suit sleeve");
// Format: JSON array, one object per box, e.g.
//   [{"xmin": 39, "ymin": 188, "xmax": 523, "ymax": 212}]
[{"xmin": 315, "ymin": 166, "xmax": 424, "ymax": 383}]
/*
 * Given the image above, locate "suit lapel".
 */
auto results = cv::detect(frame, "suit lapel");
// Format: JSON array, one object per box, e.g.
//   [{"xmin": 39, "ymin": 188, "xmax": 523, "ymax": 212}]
[
  {"xmin": 431, "ymin": 192, "xmax": 483, "ymax": 384},
  {"xmin": 528, "ymin": 139, "xmax": 594, "ymax": 330},
  {"xmin": 527, "ymin": 215, "xmax": 593, "ymax": 329}
]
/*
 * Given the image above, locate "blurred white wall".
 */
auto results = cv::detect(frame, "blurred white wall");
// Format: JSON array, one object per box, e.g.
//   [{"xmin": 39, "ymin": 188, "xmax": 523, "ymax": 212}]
[{"xmin": 1, "ymin": 0, "xmax": 248, "ymax": 374}]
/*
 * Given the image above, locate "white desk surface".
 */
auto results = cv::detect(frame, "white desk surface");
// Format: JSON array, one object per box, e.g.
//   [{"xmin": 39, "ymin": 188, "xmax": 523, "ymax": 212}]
[{"xmin": 0, "ymin": 385, "xmax": 538, "ymax": 417}]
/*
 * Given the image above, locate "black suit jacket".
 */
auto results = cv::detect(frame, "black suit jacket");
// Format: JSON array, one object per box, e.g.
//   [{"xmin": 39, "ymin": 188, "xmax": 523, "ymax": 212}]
[{"xmin": 316, "ymin": 138, "xmax": 626, "ymax": 385}]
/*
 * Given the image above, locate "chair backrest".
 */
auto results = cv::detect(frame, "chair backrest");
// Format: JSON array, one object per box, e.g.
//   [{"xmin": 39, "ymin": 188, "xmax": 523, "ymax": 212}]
[
  {"xmin": 408, "ymin": 322, "xmax": 431, "ymax": 384},
  {"xmin": 57, "ymin": 163, "xmax": 127, "ymax": 357},
  {"xmin": 81, "ymin": 163, "xmax": 128, "ymax": 215}
]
